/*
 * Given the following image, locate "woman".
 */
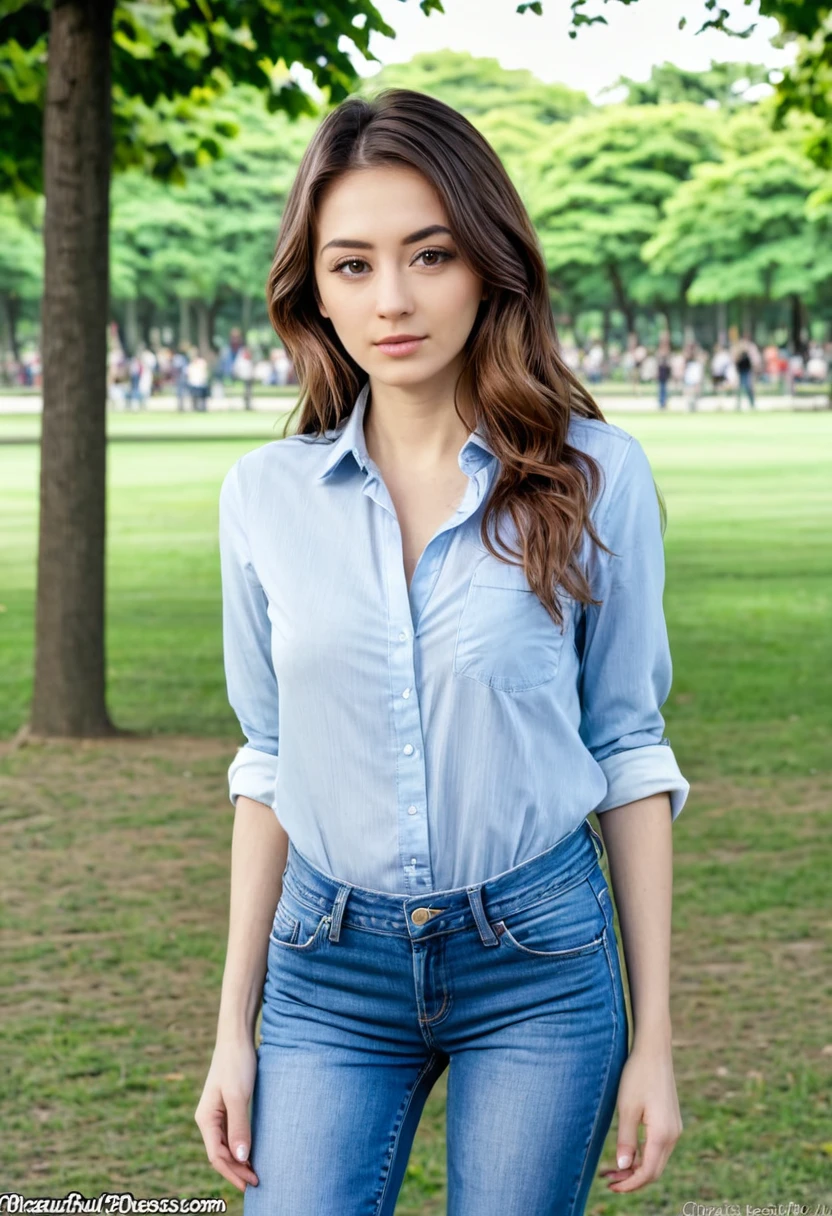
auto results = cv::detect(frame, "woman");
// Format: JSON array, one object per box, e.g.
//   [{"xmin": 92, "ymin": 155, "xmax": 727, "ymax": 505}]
[{"xmin": 195, "ymin": 88, "xmax": 689, "ymax": 1213}]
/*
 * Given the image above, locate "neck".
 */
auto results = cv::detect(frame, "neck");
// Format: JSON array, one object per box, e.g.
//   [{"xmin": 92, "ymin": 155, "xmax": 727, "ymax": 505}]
[{"xmin": 363, "ymin": 370, "xmax": 475, "ymax": 471}]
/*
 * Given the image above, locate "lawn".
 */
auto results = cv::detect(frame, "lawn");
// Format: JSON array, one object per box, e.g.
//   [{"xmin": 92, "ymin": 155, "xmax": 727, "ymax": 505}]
[{"xmin": 1, "ymin": 407, "xmax": 830, "ymax": 1209}]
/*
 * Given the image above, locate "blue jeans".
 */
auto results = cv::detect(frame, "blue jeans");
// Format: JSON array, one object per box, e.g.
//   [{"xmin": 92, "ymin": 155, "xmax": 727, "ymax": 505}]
[
  {"xmin": 737, "ymin": 370, "xmax": 756, "ymax": 407},
  {"xmin": 244, "ymin": 819, "xmax": 629, "ymax": 1216}
]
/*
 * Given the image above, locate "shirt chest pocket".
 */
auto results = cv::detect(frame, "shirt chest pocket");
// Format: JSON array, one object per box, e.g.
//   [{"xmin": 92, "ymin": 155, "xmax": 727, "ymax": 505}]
[{"xmin": 453, "ymin": 557, "xmax": 572, "ymax": 693}]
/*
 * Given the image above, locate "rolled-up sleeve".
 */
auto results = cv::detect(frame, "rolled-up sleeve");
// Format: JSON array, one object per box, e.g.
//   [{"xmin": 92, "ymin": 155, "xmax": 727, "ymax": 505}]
[
  {"xmin": 219, "ymin": 457, "xmax": 280, "ymax": 810},
  {"xmin": 578, "ymin": 436, "xmax": 690, "ymax": 820}
]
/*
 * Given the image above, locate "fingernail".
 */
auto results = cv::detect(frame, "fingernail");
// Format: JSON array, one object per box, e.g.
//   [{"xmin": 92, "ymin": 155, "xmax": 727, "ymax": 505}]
[
  {"xmin": 617, "ymin": 1153, "xmax": 631, "ymax": 1169},
  {"xmin": 236, "ymin": 1144, "xmax": 248, "ymax": 1161}
]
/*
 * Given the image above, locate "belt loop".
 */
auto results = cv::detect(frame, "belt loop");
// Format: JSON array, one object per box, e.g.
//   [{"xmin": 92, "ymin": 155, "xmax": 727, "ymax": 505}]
[
  {"xmin": 466, "ymin": 884, "xmax": 500, "ymax": 948},
  {"xmin": 587, "ymin": 818, "xmax": 605, "ymax": 861},
  {"xmin": 328, "ymin": 883, "xmax": 352, "ymax": 943}
]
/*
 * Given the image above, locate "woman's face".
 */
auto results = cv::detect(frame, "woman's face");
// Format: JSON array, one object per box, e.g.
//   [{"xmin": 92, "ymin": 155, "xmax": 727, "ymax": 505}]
[{"xmin": 313, "ymin": 165, "xmax": 485, "ymax": 390}]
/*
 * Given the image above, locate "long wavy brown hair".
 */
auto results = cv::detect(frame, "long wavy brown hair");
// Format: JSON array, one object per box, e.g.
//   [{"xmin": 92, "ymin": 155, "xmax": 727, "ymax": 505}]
[{"xmin": 266, "ymin": 87, "xmax": 664, "ymax": 627}]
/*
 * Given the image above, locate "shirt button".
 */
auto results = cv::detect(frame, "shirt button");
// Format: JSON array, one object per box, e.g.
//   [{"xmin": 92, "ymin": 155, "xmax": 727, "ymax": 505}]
[
  {"xmin": 411, "ymin": 858, "xmax": 417, "ymax": 865},
  {"xmin": 403, "ymin": 743, "xmax": 414, "ymax": 756},
  {"xmin": 407, "ymin": 805, "xmax": 418, "ymax": 815},
  {"xmin": 402, "ymin": 688, "xmax": 411, "ymax": 698},
  {"xmin": 398, "ymin": 631, "xmax": 408, "ymax": 641}
]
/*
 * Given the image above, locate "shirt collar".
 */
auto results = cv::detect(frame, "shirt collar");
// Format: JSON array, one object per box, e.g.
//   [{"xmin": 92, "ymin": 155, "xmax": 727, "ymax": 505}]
[{"xmin": 316, "ymin": 381, "xmax": 495, "ymax": 483}]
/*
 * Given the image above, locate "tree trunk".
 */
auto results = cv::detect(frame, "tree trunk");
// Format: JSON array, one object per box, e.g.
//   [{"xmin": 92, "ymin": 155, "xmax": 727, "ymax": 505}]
[
  {"xmin": 716, "ymin": 300, "xmax": 727, "ymax": 347},
  {"xmin": 196, "ymin": 300, "xmax": 211, "ymax": 357},
  {"xmin": 2, "ymin": 292, "xmax": 21, "ymax": 364},
  {"xmin": 124, "ymin": 295, "xmax": 139, "ymax": 354},
  {"xmin": 208, "ymin": 299, "xmax": 218, "ymax": 353},
  {"xmin": 178, "ymin": 296, "xmax": 191, "ymax": 349},
  {"xmin": 31, "ymin": 0, "xmax": 119, "ymax": 738},
  {"xmin": 607, "ymin": 264, "xmax": 636, "ymax": 341},
  {"xmin": 790, "ymin": 294, "xmax": 802, "ymax": 354}
]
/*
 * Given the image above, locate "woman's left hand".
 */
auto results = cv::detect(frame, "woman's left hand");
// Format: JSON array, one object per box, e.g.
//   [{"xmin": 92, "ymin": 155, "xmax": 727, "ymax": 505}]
[{"xmin": 598, "ymin": 1040, "xmax": 684, "ymax": 1192}]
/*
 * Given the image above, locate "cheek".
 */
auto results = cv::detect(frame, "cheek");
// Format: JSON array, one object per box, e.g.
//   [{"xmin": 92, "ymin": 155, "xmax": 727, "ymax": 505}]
[{"xmin": 430, "ymin": 274, "xmax": 483, "ymax": 334}]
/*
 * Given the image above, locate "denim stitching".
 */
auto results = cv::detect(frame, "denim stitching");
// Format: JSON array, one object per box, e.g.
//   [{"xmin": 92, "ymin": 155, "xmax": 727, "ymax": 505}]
[
  {"xmin": 567, "ymin": 929, "xmax": 620, "ymax": 1214},
  {"xmin": 496, "ymin": 923, "xmax": 606, "ymax": 960}
]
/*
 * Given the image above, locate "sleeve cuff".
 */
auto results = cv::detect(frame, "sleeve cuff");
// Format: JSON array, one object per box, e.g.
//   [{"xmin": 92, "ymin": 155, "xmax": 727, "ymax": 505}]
[
  {"xmin": 593, "ymin": 742, "xmax": 690, "ymax": 820},
  {"xmin": 228, "ymin": 744, "xmax": 279, "ymax": 809}
]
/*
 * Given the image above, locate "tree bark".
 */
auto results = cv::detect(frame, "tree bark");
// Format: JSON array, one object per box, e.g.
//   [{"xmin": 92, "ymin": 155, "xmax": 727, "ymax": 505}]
[
  {"xmin": 789, "ymin": 294, "xmax": 800, "ymax": 354},
  {"xmin": 124, "ymin": 295, "xmax": 139, "ymax": 354},
  {"xmin": 2, "ymin": 292, "xmax": 21, "ymax": 364},
  {"xmin": 178, "ymin": 296, "xmax": 191, "ymax": 349},
  {"xmin": 607, "ymin": 263, "xmax": 636, "ymax": 341},
  {"xmin": 196, "ymin": 300, "xmax": 211, "ymax": 357},
  {"xmin": 31, "ymin": 0, "xmax": 119, "ymax": 737}
]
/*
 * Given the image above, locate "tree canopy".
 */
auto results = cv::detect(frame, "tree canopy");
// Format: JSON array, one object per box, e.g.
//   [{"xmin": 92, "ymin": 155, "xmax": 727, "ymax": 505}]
[
  {"xmin": 562, "ymin": 0, "xmax": 832, "ymax": 166},
  {"xmin": 0, "ymin": 0, "xmax": 444, "ymax": 194}
]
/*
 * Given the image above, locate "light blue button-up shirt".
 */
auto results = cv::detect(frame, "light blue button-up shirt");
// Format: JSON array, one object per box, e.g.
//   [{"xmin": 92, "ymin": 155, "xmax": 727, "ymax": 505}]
[{"xmin": 219, "ymin": 381, "xmax": 689, "ymax": 895}]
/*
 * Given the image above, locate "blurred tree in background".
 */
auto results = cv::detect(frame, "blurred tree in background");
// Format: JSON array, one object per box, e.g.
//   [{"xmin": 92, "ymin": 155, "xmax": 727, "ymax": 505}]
[
  {"xmin": 526, "ymin": 103, "xmax": 724, "ymax": 335},
  {"xmin": 562, "ymin": 0, "xmax": 832, "ymax": 165}
]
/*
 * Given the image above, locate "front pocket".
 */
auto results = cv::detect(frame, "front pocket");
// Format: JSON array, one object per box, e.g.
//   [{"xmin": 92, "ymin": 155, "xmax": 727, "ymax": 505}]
[
  {"xmin": 493, "ymin": 873, "xmax": 607, "ymax": 958},
  {"xmin": 269, "ymin": 894, "xmax": 331, "ymax": 952},
  {"xmin": 453, "ymin": 557, "xmax": 571, "ymax": 692}
]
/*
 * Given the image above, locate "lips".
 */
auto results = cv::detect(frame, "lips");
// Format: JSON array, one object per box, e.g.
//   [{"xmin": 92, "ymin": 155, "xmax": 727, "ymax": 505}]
[
  {"xmin": 375, "ymin": 335, "xmax": 425, "ymax": 344},
  {"xmin": 375, "ymin": 336, "xmax": 426, "ymax": 357}
]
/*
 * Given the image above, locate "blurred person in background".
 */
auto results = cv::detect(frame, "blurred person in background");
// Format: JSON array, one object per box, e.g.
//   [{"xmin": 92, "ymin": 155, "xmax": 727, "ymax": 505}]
[
  {"xmin": 138, "ymin": 345, "xmax": 156, "ymax": 406},
  {"xmin": 173, "ymin": 345, "xmax": 190, "ymax": 411},
  {"xmin": 763, "ymin": 341, "xmax": 781, "ymax": 388},
  {"xmin": 639, "ymin": 349, "xmax": 657, "ymax": 387},
  {"xmin": 126, "ymin": 352, "xmax": 142, "ymax": 409},
  {"xmin": 670, "ymin": 348, "xmax": 686, "ymax": 393},
  {"xmin": 734, "ymin": 342, "xmax": 756, "ymax": 410},
  {"xmin": 233, "ymin": 344, "xmax": 255, "ymax": 410},
  {"xmin": 805, "ymin": 343, "xmax": 827, "ymax": 384},
  {"xmin": 584, "ymin": 340, "xmax": 604, "ymax": 384},
  {"xmin": 270, "ymin": 346, "xmax": 291, "ymax": 386},
  {"xmin": 785, "ymin": 349, "xmax": 804, "ymax": 399},
  {"xmin": 710, "ymin": 344, "xmax": 731, "ymax": 405},
  {"xmin": 657, "ymin": 350, "xmax": 672, "ymax": 410},
  {"xmin": 683, "ymin": 347, "xmax": 703, "ymax": 411},
  {"xmin": 186, "ymin": 346, "xmax": 210, "ymax": 411}
]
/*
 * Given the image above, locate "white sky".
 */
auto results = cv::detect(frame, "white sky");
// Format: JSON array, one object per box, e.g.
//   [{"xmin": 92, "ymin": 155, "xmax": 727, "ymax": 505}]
[{"xmin": 336, "ymin": 0, "xmax": 795, "ymax": 103}]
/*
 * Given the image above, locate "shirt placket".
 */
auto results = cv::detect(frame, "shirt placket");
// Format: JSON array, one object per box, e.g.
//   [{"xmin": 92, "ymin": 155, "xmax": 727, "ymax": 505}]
[{"xmin": 363, "ymin": 457, "xmax": 492, "ymax": 894}]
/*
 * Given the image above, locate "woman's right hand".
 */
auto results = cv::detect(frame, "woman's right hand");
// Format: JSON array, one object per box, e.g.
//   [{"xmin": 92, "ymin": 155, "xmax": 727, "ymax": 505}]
[{"xmin": 195, "ymin": 1037, "xmax": 260, "ymax": 1193}]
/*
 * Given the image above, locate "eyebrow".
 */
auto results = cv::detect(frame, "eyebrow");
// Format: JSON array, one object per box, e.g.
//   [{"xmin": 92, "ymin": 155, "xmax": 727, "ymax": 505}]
[{"xmin": 319, "ymin": 225, "xmax": 453, "ymax": 254}]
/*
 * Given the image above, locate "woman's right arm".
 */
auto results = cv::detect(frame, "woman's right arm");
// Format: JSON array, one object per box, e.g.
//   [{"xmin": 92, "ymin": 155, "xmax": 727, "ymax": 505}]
[
  {"xmin": 197, "ymin": 458, "xmax": 286, "ymax": 1191},
  {"xmin": 194, "ymin": 794, "xmax": 289, "ymax": 1193}
]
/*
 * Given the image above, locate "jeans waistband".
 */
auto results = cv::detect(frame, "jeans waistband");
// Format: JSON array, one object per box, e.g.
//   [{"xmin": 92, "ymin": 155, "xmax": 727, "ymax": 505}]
[{"xmin": 282, "ymin": 818, "xmax": 605, "ymax": 948}]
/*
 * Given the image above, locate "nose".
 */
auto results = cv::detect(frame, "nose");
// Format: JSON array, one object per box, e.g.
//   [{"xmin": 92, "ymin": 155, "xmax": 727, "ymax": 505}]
[{"xmin": 374, "ymin": 263, "xmax": 414, "ymax": 319}]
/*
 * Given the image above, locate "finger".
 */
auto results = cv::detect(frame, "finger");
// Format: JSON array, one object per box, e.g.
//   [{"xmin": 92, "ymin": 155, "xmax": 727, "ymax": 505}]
[
  {"xmin": 210, "ymin": 1141, "xmax": 260, "ymax": 1190},
  {"xmin": 200, "ymin": 1108, "xmax": 259, "ymax": 1188},
  {"xmin": 607, "ymin": 1135, "xmax": 668, "ymax": 1191},
  {"xmin": 225, "ymin": 1095, "xmax": 254, "ymax": 1172},
  {"xmin": 613, "ymin": 1104, "xmax": 642, "ymax": 1174},
  {"xmin": 599, "ymin": 1145, "xmax": 641, "ymax": 1182}
]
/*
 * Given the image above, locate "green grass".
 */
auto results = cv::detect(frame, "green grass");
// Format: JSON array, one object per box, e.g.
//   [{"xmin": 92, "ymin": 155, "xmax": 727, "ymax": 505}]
[{"xmin": 1, "ymin": 409, "xmax": 830, "ymax": 1208}]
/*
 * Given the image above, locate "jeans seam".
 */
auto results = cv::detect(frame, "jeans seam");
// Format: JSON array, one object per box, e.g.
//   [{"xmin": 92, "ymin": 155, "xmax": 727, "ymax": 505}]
[
  {"xmin": 567, "ymin": 930, "xmax": 620, "ymax": 1214},
  {"xmin": 496, "ymin": 923, "xmax": 606, "ymax": 959},
  {"xmin": 373, "ymin": 1052, "xmax": 442, "ymax": 1216}
]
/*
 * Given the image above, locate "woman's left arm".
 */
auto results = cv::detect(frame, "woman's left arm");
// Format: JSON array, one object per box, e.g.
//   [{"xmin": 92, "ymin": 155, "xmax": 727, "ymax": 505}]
[
  {"xmin": 574, "ymin": 435, "xmax": 691, "ymax": 1192},
  {"xmin": 595, "ymin": 790, "xmax": 683, "ymax": 1193}
]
